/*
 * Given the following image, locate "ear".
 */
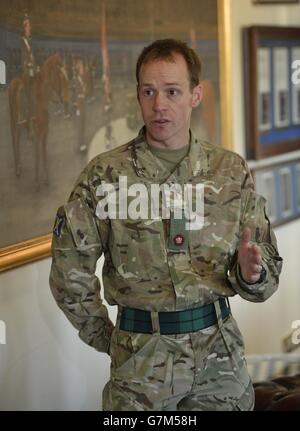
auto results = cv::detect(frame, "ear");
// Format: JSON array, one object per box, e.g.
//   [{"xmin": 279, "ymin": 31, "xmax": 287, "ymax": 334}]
[
  {"xmin": 136, "ymin": 84, "xmax": 140, "ymax": 104},
  {"xmin": 191, "ymin": 83, "xmax": 203, "ymax": 108}
]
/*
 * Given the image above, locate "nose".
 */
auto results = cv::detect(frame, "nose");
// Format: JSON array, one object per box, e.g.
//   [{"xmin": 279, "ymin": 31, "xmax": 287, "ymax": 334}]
[{"xmin": 152, "ymin": 92, "xmax": 167, "ymax": 112}]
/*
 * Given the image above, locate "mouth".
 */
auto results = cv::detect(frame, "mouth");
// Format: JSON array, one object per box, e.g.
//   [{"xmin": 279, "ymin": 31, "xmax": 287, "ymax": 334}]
[{"xmin": 152, "ymin": 119, "xmax": 170, "ymax": 125}]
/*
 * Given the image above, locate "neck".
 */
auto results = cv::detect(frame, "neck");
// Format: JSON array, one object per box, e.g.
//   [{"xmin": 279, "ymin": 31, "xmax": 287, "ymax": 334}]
[{"xmin": 146, "ymin": 129, "xmax": 190, "ymax": 150}]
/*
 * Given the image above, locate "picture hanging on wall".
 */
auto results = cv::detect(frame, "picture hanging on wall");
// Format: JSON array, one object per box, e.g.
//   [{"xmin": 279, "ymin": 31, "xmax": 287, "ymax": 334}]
[
  {"xmin": 0, "ymin": 0, "xmax": 231, "ymax": 271},
  {"xmin": 243, "ymin": 25, "xmax": 300, "ymax": 160}
]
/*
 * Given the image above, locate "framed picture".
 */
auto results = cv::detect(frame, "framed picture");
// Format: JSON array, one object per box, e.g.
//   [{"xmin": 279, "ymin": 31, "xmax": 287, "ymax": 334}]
[
  {"xmin": 252, "ymin": 157, "xmax": 300, "ymax": 226},
  {"xmin": 254, "ymin": 169, "xmax": 277, "ymax": 223},
  {"xmin": 0, "ymin": 0, "xmax": 233, "ymax": 272},
  {"xmin": 243, "ymin": 26, "xmax": 300, "ymax": 160}
]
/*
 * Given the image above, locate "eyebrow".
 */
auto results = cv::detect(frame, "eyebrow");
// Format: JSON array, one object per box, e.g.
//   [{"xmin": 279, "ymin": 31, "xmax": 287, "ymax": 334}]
[{"xmin": 141, "ymin": 82, "xmax": 182, "ymax": 87}]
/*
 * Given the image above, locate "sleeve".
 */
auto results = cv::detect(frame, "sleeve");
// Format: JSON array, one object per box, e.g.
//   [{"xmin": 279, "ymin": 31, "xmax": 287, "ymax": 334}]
[
  {"xmin": 228, "ymin": 160, "xmax": 283, "ymax": 303},
  {"xmin": 49, "ymin": 168, "xmax": 114, "ymax": 354}
]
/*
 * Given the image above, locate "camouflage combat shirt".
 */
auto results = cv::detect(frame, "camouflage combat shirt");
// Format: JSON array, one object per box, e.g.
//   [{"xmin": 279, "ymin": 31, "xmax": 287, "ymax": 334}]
[{"xmin": 49, "ymin": 127, "xmax": 283, "ymax": 354}]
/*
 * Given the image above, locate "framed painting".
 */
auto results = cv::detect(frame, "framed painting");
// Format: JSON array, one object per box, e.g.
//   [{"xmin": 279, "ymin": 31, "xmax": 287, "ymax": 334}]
[
  {"xmin": 243, "ymin": 25, "xmax": 300, "ymax": 160},
  {"xmin": 0, "ymin": 0, "xmax": 232, "ymax": 272}
]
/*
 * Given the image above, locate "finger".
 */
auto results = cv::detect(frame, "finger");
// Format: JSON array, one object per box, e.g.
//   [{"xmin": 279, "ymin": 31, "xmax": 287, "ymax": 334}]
[
  {"xmin": 241, "ymin": 226, "xmax": 251, "ymax": 245},
  {"xmin": 250, "ymin": 244, "xmax": 262, "ymax": 264},
  {"xmin": 251, "ymin": 264, "xmax": 263, "ymax": 274}
]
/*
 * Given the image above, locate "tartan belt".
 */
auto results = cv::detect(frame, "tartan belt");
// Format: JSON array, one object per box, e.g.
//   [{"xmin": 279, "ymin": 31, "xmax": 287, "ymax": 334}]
[{"xmin": 119, "ymin": 298, "xmax": 231, "ymax": 335}]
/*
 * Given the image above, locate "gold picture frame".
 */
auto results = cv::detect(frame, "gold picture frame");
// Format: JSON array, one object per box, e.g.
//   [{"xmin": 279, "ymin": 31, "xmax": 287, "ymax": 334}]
[{"xmin": 0, "ymin": 0, "xmax": 232, "ymax": 272}]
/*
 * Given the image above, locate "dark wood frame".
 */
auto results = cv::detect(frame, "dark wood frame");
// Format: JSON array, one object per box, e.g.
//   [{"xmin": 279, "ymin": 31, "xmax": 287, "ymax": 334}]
[{"xmin": 243, "ymin": 26, "xmax": 300, "ymax": 160}]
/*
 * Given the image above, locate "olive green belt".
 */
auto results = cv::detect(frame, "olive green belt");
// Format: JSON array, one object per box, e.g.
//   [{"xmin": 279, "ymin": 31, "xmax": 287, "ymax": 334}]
[{"xmin": 119, "ymin": 298, "xmax": 230, "ymax": 335}]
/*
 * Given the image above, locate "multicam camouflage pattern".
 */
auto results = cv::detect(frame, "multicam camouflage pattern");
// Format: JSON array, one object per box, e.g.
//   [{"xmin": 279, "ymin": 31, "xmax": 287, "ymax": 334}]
[
  {"xmin": 103, "ymin": 306, "xmax": 255, "ymax": 411},
  {"xmin": 49, "ymin": 126, "xmax": 282, "ymax": 410}
]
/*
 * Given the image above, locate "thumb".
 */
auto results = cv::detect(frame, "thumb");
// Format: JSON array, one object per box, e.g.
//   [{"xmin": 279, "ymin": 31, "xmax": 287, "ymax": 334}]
[{"xmin": 241, "ymin": 226, "xmax": 251, "ymax": 245}]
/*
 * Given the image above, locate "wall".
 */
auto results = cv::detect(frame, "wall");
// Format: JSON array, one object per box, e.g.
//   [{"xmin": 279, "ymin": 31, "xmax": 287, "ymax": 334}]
[
  {"xmin": 0, "ymin": 0, "xmax": 300, "ymax": 411},
  {"xmin": 0, "ymin": 256, "xmax": 115, "ymax": 410},
  {"xmin": 228, "ymin": 0, "xmax": 300, "ymax": 353},
  {"xmin": 231, "ymin": 219, "xmax": 300, "ymax": 354}
]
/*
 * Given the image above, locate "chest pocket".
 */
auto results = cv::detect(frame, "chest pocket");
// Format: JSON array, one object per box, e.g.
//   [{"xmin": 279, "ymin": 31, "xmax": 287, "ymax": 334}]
[
  {"xmin": 110, "ymin": 220, "xmax": 168, "ymax": 281},
  {"xmin": 99, "ymin": 182, "xmax": 169, "ymax": 282},
  {"xmin": 188, "ymin": 177, "xmax": 241, "ymax": 277}
]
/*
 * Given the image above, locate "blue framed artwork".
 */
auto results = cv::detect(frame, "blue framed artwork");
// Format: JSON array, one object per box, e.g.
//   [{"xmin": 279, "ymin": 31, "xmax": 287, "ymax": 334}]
[
  {"xmin": 254, "ymin": 159, "xmax": 300, "ymax": 226},
  {"xmin": 243, "ymin": 26, "xmax": 300, "ymax": 159}
]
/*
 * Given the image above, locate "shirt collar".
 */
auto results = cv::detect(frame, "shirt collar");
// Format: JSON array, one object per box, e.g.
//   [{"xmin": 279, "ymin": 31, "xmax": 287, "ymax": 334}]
[{"xmin": 129, "ymin": 126, "xmax": 210, "ymax": 183}]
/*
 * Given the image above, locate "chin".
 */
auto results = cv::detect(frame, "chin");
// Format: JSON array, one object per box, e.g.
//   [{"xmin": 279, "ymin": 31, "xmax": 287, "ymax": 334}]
[{"xmin": 149, "ymin": 130, "xmax": 170, "ymax": 143}]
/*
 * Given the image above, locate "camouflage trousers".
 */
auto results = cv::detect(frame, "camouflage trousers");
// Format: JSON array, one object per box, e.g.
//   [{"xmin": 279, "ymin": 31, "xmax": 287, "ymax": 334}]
[{"xmin": 102, "ymin": 301, "xmax": 255, "ymax": 411}]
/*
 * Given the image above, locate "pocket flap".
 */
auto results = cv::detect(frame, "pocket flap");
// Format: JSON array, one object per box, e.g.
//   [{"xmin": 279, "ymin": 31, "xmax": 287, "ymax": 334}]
[{"xmin": 64, "ymin": 198, "xmax": 101, "ymax": 248}]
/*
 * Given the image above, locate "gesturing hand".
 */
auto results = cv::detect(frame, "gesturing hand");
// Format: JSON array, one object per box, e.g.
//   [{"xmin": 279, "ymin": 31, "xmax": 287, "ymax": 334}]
[{"xmin": 238, "ymin": 226, "xmax": 263, "ymax": 284}]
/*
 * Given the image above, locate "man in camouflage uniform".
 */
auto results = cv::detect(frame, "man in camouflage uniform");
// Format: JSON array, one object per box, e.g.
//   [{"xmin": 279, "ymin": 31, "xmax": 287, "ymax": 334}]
[{"xmin": 49, "ymin": 39, "xmax": 283, "ymax": 411}]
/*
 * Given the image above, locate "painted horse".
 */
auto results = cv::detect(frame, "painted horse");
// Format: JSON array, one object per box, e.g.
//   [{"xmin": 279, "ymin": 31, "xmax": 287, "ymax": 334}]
[{"xmin": 8, "ymin": 53, "xmax": 69, "ymax": 190}]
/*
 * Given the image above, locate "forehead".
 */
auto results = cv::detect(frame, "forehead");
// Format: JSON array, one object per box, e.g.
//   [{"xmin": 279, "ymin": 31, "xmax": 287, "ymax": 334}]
[{"xmin": 139, "ymin": 53, "xmax": 189, "ymax": 84}]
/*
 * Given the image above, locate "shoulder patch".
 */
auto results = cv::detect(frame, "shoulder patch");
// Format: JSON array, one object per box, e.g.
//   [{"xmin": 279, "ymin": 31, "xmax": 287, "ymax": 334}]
[{"xmin": 53, "ymin": 214, "xmax": 65, "ymax": 238}]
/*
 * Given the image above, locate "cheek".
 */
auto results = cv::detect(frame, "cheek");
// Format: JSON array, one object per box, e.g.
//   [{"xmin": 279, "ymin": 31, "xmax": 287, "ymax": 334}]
[
  {"xmin": 176, "ymin": 103, "xmax": 192, "ymax": 120},
  {"xmin": 139, "ymin": 101, "xmax": 150, "ymax": 116}
]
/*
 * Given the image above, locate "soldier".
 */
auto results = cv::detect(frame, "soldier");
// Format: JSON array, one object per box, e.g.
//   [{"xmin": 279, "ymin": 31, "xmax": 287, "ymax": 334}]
[
  {"xmin": 49, "ymin": 39, "xmax": 283, "ymax": 411},
  {"xmin": 18, "ymin": 12, "xmax": 37, "ymax": 126}
]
